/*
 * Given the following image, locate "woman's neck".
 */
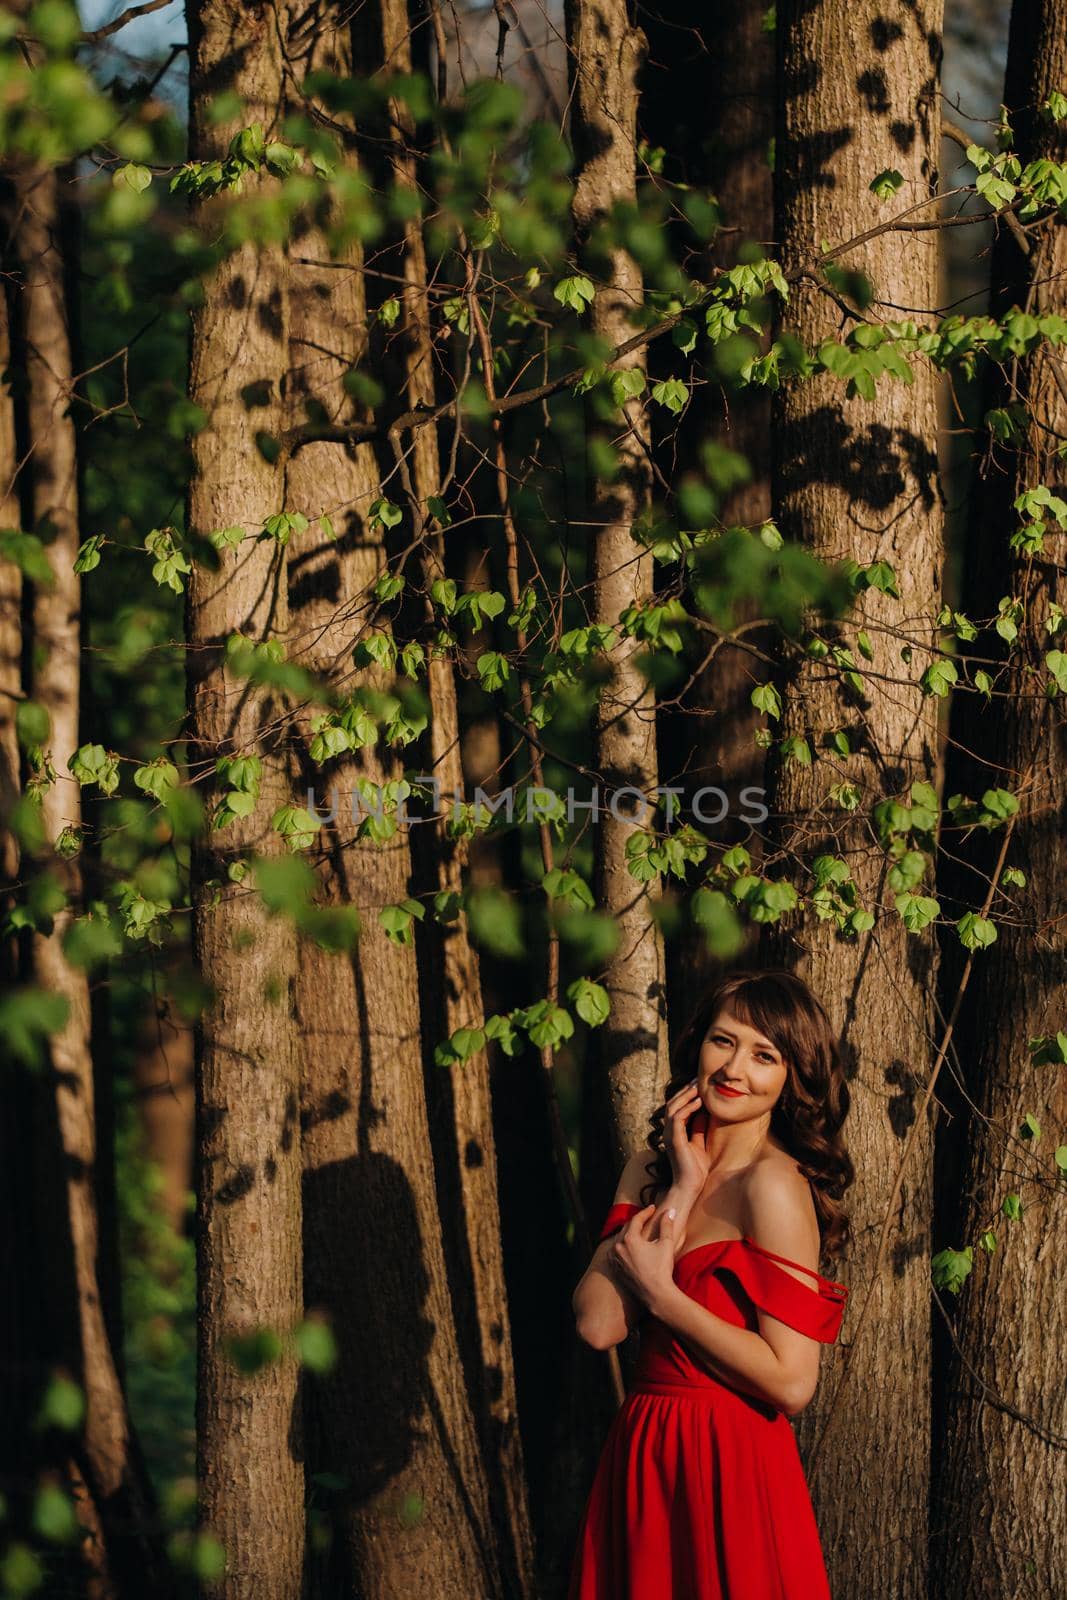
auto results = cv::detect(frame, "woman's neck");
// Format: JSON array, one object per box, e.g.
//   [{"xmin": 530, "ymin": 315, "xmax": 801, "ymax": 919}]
[{"xmin": 702, "ymin": 1112, "xmax": 775, "ymax": 1177}]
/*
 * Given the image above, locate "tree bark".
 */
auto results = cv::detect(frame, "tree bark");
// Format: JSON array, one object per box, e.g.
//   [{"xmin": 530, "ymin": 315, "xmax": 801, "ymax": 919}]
[
  {"xmin": 766, "ymin": 7, "xmax": 946, "ymax": 1595},
  {"xmin": 541, "ymin": 7, "xmax": 672, "ymax": 1595},
  {"xmin": 277, "ymin": 5, "xmax": 512, "ymax": 1593},
  {"xmin": 932, "ymin": 4, "xmax": 1067, "ymax": 1591},
  {"xmin": 185, "ymin": 4, "xmax": 303, "ymax": 1592},
  {"xmin": 643, "ymin": 3, "xmax": 775, "ymax": 1015},
  {"xmin": 0, "ymin": 247, "xmax": 27, "ymax": 1568},
  {"xmin": 565, "ymin": 0, "xmax": 669, "ymax": 1236},
  {"xmin": 8, "ymin": 158, "xmax": 172, "ymax": 1599}
]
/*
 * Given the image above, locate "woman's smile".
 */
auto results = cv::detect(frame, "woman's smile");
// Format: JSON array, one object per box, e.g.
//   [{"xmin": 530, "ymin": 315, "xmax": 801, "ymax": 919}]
[{"xmin": 712, "ymin": 1080, "xmax": 747, "ymax": 1098}]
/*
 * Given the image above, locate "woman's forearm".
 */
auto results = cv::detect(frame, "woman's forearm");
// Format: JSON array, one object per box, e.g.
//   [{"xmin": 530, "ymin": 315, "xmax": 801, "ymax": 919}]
[
  {"xmin": 574, "ymin": 1184, "xmax": 700, "ymax": 1348},
  {"xmin": 646, "ymin": 1281, "xmax": 803, "ymax": 1414}
]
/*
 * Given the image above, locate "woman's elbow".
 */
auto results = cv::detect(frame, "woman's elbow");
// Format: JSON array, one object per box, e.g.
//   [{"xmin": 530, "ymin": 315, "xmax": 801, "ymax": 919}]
[
  {"xmin": 779, "ymin": 1376, "xmax": 817, "ymax": 1417},
  {"xmin": 574, "ymin": 1311, "xmax": 625, "ymax": 1351}
]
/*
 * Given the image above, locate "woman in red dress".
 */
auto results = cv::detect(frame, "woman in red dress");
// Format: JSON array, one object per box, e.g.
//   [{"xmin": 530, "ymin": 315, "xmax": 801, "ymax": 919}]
[{"xmin": 569, "ymin": 967, "xmax": 855, "ymax": 1600}]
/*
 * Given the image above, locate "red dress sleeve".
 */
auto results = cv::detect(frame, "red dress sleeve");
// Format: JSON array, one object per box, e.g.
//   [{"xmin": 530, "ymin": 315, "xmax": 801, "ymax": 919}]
[
  {"xmin": 599, "ymin": 1201, "xmax": 642, "ymax": 1242},
  {"xmin": 729, "ymin": 1237, "xmax": 849, "ymax": 1344}
]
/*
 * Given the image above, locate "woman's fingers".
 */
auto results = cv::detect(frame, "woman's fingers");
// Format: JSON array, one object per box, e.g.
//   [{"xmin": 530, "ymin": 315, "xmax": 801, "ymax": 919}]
[{"xmin": 665, "ymin": 1083, "xmax": 700, "ymax": 1120}]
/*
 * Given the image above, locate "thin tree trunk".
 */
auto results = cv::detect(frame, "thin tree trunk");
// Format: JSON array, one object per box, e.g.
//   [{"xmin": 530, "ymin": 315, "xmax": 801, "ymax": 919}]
[
  {"xmin": 643, "ymin": 2, "xmax": 775, "ymax": 1015},
  {"xmin": 542, "ymin": 7, "xmax": 672, "ymax": 1595},
  {"xmin": 565, "ymin": 0, "xmax": 669, "ymax": 1234},
  {"xmin": 185, "ymin": 4, "xmax": 303, "ymax": 1592},
  {"xmin": 10, "ymin": 159, "xmax": 172, "ymax": 1599},
  {"xmin": 766, "ymin": 8, "xmax": 945, "ymax": 1595},
  {"xmin": 932, "ymin": 4, "xmax": 1067, "ymax": 1591},
  {"xmin": 0, "ymin": 255, "xmax": 27, "ymax": 1562},
  {"xmin": 373, "ymin": 4, "xmax": 537, "ymax": 1591},
  {"xmin": 131, "ymin": 985, "xmax": 195, "ymax": 1239}
]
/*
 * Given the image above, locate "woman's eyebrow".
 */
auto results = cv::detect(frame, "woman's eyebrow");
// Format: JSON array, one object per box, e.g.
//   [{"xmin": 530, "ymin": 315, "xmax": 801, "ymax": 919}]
[{"xmin": 712, "ymin": 1026, "xmax": 779, "ymax": 1053}]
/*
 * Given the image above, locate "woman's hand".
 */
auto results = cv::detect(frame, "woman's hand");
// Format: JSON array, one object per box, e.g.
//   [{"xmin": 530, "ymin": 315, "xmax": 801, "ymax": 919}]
[
  {"xmin": 611, "ymin": 1205, "xmax": 682, "ymax": 1314},
  {"xmin": 663, "ymin": 1076, "xmax": 712, "ymax": 1198}
]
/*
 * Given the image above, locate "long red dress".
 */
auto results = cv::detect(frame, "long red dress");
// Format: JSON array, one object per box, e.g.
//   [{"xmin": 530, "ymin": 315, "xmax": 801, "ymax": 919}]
[{"xmin": 568, "ymin": 1200, "xmax": 850, "ymax": 1600}]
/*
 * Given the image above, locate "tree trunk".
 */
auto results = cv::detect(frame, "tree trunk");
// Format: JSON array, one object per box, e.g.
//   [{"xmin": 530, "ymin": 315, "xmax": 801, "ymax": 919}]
[
  {"xmin": 0, "ymin": 250, "xmax": 27, "ymax": 1565},
  {"xmin": 11, "ymin": 159, "xmax": 171, "ymax": 1599},
  {"xmin": 370, "ymin": 5, "xmax": 537, "ymax": 1591},
  {"xmin": 766, "ymin": 7, "xmax": 945, "ymax": 1595},
  {"xmin": 185, "ymin": 4, "xmax": 303, "ymax": 1592},
  {"xmin": 932, "ymin": 5, "xmax": 1067, "ymax": 1591},
  {"xmin": 540, "ymin": 7, "xmax": 672, "ymax": 1595},
  {"xmin": 565, "ymin": 0, "xmax": 669, "ymax": 1233},
  {"xmin": 643, "ymin": 2, "xmax": 775, "ymax": 1016},
  {"xmin": 131, "ymin": 981, "xmax": 195, "ymax": 1239},
  {"xmin": 276, "ymin": 6, "xmax": 508, "ymax": 1594}
]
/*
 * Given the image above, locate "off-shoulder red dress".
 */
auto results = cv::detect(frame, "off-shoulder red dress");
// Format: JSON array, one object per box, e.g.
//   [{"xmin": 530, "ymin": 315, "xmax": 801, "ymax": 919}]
[{"xmin": 568, "ymin": 1201, "xmax": 850, "ymax": 1600}]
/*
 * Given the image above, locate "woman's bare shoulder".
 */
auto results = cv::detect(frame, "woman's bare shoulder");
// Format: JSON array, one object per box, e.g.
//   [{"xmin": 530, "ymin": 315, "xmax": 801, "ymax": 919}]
[{"xmin": 739, "ymin": 1148, "xmax": 820, "ymax": 1260}]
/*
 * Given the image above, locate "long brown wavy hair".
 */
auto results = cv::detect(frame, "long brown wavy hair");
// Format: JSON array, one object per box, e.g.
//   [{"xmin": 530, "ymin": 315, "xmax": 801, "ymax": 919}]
[{"xmin": 636, "ymin": 968, "xmax": 855, "ymax": 1264}]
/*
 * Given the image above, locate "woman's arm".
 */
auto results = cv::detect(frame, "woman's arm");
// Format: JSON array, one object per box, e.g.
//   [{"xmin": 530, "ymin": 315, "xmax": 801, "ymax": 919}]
[
  {"xmin": 641, "ymin": 1165, "xmax": 824, "ymax": 1415},
  {"xmin": 572, "ymin": 1151, "xmax": 701, "ymax": 1350}
]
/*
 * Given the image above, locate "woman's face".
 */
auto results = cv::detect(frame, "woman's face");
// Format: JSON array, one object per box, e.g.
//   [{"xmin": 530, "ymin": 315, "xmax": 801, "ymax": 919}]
[{"xmin": 697, "ymin": 1005, "xmax": 789, "ymax": 1121}]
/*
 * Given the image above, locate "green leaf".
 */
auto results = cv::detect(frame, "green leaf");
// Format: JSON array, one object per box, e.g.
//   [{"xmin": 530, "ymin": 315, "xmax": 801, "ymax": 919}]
[
  {"xmin": 467, "ymin": 885, "xmax": 525, "ymax": 959},
  {"xmin": 870, "ymin": 168, "xmax": 904, "ymax": 200},
  {"xmin": 270, "ymin": 805, "xmax": 321, "ymax": 851},
  {"xmin": 225, "ymin": 1326, "xmax": 283, "ymax": 1373},
  {"xmin": 32, "ymin": 1483, "xmax": 79, "ymax": 1544},
  {"xmin": 38, "ymin": 1373, "xmax": 84, "ymax": 1431},
  {"xmin": 519, "ymin": 999, "xmax": 574, "ymax": 1050},
  {"xmin": 894, "ymin": 891, "xmax": 940, "ymax": 932},
  {"xmin": 1028, "ymin": 1031, "xmax": 1067, "ymax": 1066},
  {"xmin": 921, "ymin": 658, "xmax": 958, "ymax": 698},
  {"xmin": 448, "ymin": 1025, "xmax": 486, "ymax": 1062},
  {"xmin": 957, "ymin": 912, "xmax": 997, "ymax": 950},
  {"xmin": 779, "ymin": 735, "xmax": 811, "ymax": 766},
  {"xmin": 567, "ymin": 976, "xmax": 611, "ymax": 1027},
  {"xmin": 751, "ymin": 682, "xmax": 782, "ymax": 720},
  {"xmin": 0, "ymin": 1542, "xmax": 44, "ymax": 1596},
  {"xmin": 609, "ymin": 366, "xmax": 646, "ymax": 408},
  {"xmin": 651, "ymin": 378, "xmax": 688, "ymax": 414},
  {"xmin": 1020, "ymin": 1111, "xmax": 1041, "ymax": 1141},
  {"xmin": 931, "ymin": 1246, "xmax": 973, "ymax": 1295},
  {"xmin": 1045, "ymin": 649, "xmax": 1067, "ymax": 695},
  {"xmin": 114, "ymin": 162, "xmax": 152, "ymax": 193},
  {"xmin": 68, "ymin": 743, "xmax": 119, "ymax": 795},
  {"xmin": 369, "ymin": 497, "xmax": 403, "ymax": 530},
  {"xmin": 431, "ymin": 577, "xmax": 457, "ymax": 613},
  {"xmin": 553, "ymin": 274, "xmax": 596, "ymax": 313},
  {"xmin": 74, "ymin": 533, "xmax": 104, "ymax": 573},
  {"xmin": 294, "ymin": 1317, "xmax": 338, "ymax": 1373},
  {"xmin": 262, "ymin": 511, "xmax": 309, "ymax": 546},
  {"xmin": 378, "ymin": 899, "xmax": 425, "ymax": 947},
  {"xmin": 133, "ymin": 759, "xmax": 179, "ymax": 801},
  {"xmin": 16, "ymin": 699, "xmax": 50, "ymax": 749},
  {"xmin": 980, "ymin": 787, "xmax": 1019, "ymax": 825},
  {"xmin": 887, "ymin": 849, "xmax": 927, "ymax": 893},
  {"xmin": 144, "ymin": 527, "xmax": 192, "ymax": 593},
  {"xmin": 1001, "ymin": 1192, "xmax": 1022, "ymax": 1220}
]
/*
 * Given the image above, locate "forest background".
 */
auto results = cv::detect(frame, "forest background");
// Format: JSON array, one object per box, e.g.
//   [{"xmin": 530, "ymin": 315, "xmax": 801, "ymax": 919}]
[{"xmin": 0, "ymin": 0, "xmax": 1064, "ymax": 1596}]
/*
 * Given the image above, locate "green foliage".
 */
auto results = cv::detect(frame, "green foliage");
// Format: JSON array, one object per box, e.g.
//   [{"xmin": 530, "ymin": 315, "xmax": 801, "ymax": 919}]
[
  {"xmin": 932, "ymin": 1246, "xmax": 973, "ymax": 1295},
  {"xmin": 5, "ymin": 38, "xmax": 1064, "ymax": 1541}
]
